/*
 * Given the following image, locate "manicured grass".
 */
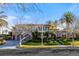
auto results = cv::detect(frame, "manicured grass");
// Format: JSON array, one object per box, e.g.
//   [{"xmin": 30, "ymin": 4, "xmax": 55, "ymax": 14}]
[
  {"xmin": 22, "ymin": 39, "xmax": 41, "ymax": 45},
  {"xmin": 22, "ymin": 40, "xmax": 69, "ymax": 45},
  {"xmin": 59, "ymin": 39, "xmax": 71, "ymax": 45},
  {"xmin": 22, "ymin": 42, "xmax": 41, "ymax": 45},
  {"xmin": 44, "ymin": 40, "xmax": 59, "ymax": 45},
  {"xmin": 22, "ymin": 39, "xmax": 63, "ymax": 45},
  {"xmin": 21, "ymin": 39, "xmax": 79, "ymax": 48},
  {"xmin": 22, "ymin": 39, "xmax": 79, "ymax": 45}
]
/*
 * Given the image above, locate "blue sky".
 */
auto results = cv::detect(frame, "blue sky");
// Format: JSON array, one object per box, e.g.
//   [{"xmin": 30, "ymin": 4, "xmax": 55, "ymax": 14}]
[{"xmin": 1, "ymin": 3, "xmax": 79, "ymax": 26}]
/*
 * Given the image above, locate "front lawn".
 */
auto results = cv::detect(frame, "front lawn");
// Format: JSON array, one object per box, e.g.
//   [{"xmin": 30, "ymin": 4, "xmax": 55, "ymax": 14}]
[{"xmin": 22, "ymin": 39, "xmax": 72, "ymax": 45}]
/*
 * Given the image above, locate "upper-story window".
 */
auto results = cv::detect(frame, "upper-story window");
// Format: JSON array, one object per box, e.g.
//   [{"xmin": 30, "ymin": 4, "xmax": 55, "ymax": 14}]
[
  {"xmin": 38, "ymin": 26, "xmax": 42, "ymax": 31},
  {"xmin": 37, "ymin": 26, "xmax": 49, "ymax": 31},
  {"xmin": 43, "ymin": 26, "xmax": 48, "ymax": 31}
]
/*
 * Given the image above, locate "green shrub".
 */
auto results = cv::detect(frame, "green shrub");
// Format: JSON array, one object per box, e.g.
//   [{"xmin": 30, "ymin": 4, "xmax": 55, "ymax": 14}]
[
  {"xmin": 60, "ymin": 39, "xmax": 71, "ymax": 45},
  {"xmin": 47, "ymin": 40, "xmax": 58, "ymax": 45},
  {"xmin": 32, "ymin": 31, "xmax": 41, "ymax": 40},
  {"xmin": 3, "ymin": 35, "xmax": 12, "ymax": 40},
  {"xmin": 48, "ymin": 41, "xmax": 53, "ymax": 45},
  {"xmin": 0, "ymin": 39, "xmax": 6, "ymax": 45},
  {"xmin": 28, "ymin": 39, "xmax": 41, "ymax": 43}
]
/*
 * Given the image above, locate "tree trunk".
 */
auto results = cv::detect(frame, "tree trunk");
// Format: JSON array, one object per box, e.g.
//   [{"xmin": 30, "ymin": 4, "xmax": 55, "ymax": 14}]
[
  {"xmin": 1, "ymin": 26, "xmax": 3, "ymax": 34},
  {"xmin": 41, "ymin": 25, "xmax": 43, "ymax": 46},
  {"xmin": 66, "ymin": 23, "xmax": 69, "ymax": 40}
]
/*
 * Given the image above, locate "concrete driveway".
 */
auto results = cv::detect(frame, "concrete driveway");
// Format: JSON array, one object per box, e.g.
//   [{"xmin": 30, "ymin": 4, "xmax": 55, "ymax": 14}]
[{"xmin": 0, "ymin": 40, "xmax": 19, "ymax": 49}]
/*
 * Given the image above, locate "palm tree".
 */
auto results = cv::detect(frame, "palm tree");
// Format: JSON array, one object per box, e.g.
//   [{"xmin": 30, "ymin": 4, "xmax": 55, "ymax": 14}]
[
  {"xmin": 47, "ymin": 20, "xmax": 52, "ymax": 24},
  {"xmin": 62, "ymin": 11, "xmax": 75, "ymax": 31},
  {"xmin": 0, "ymin": 18, "xmax": 8, "ymax": 34},
  {"xmin": 0, "ymin": 6, "xmax": 8, "ymax": 34},
  {"xmin": 61, "ymin": 11, "xmax": 75, "ymax": 46}
]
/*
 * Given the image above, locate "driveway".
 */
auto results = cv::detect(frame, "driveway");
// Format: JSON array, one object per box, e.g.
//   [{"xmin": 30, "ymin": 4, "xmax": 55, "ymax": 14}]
[{"xmin": 0, "ymin": 40, "xmax": 19, "ymax": 49}]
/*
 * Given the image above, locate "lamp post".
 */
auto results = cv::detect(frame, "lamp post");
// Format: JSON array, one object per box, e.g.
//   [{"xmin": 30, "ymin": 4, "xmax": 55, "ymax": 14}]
[
  {"xmin": 19, "ymin": 33, "xmax": 22, "ymax": 46},
  {"xmin": 72, "ymin": 28, "xmax": 75, "ymax": 47},
  {"xmin": 41, "ymin": 25, "xmax": 44, "ymax": 46}
]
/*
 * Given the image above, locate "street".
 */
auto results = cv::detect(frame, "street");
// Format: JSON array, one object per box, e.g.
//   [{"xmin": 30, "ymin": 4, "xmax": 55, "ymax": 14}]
[
  {"xmin": 0, "ymin": 40, "xmax": 79, "ymax": 56},
  {"xmin": 0, "ymin": 47, "xmax": 79, "ymax": 56}
]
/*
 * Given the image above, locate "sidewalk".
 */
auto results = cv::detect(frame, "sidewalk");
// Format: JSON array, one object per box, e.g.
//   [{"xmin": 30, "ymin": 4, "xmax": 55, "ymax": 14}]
[{"xmin": 20, "ymin": 45, "xmax": 72, "ymax": 48}]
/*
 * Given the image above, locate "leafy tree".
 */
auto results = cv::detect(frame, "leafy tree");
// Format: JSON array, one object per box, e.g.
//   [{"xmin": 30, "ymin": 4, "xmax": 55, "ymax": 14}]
[
  {"xmin": 0, "ymin": 10, "xmax": 8, "ymax": 34},
  {"xmin": 61, "ymin": 11, "xmax": 75, "ymax": 31},
  {"xmin": 0, "ymin": 18, "xmax": 8, "ymax": 34},
  {"xmin": 60, "ymin": 11, "xmax": 75, "ymax": 46}
]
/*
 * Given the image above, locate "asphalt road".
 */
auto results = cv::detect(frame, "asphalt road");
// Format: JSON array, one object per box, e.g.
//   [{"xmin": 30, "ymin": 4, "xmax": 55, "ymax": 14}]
[{"xmin": 0, "ymin": 47, "xmax": 79, "ymax": 56}]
